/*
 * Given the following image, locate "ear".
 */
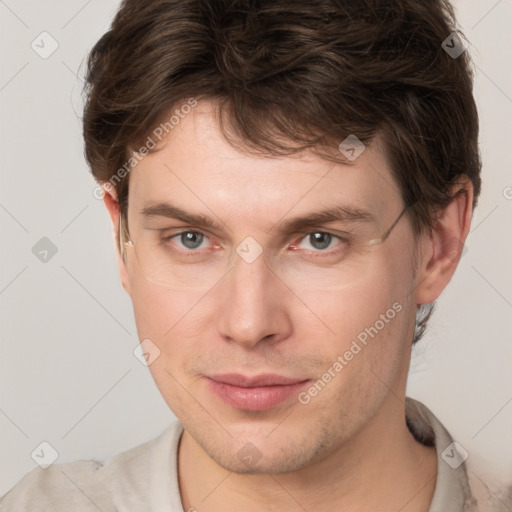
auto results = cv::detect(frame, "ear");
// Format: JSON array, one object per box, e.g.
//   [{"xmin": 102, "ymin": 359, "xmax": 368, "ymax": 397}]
[
  {"xmin": 102, "ymin": 184, "xmax": 131, "ymax": 296},
  {"xmin": 415, "ymin": 177, "xmax": 473, "ymax": 305}
]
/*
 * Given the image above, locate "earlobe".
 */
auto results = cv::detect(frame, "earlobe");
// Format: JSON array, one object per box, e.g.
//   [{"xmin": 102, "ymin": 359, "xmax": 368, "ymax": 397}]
[
  {"xmin": 102, "ymin": 184, "xmax": 132, "ymax": 296},
  {"xmin": 415, "ymin": 178, "xmax": 473, "ymax": 305}
]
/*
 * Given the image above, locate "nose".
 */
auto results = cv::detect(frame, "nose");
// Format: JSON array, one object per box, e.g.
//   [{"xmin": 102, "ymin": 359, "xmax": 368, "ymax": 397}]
[{"xmin": 216, "ymin": 249, "xmax": 293, "ymax": 348}]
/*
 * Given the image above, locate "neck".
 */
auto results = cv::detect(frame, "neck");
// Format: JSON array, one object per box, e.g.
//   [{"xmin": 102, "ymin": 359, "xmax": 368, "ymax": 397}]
[{"xmin": 177, "ymin": 394, "xmax": 437, "ymax": 512}]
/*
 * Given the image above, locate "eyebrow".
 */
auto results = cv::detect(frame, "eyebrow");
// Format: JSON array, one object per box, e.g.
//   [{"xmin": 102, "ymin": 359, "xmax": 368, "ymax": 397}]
[
  {"xmin": 140, "ymin": 203, "xmax": 224, "ymax": 230},
  {"xmin": 274, "ymin": 205, "xmax": 375, "ymax": 233},
  {"xmin": 140, "ymin": 202, "xmax": 375, "ymax": 233}
]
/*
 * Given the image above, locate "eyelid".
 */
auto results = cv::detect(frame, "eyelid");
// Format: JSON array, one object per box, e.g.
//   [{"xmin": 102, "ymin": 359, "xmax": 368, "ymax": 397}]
[
  {"xmin": 151, "ymin": 223, "xmax": 355, "ymax": 238},
  {"xmin": 294, "ymin": 231, "xmax": 343, "ymax": 247},
  {"xmin": 157, "ymin": 227, "xmax": 353, "ymax": 253},
  {"xmin": 166, "ymin": 229, "xmax": 211, "ymax": 244},
  {"xmin": 148, "ymin": 224, "xmax": 219, "ymax": 239},
  {"xmin": 287, "ymin": 228, "xmax": 355, "ymax": 245},
  {"xmin": 160, "ymin": 230, "xmax": 220, "ymax": 257}
]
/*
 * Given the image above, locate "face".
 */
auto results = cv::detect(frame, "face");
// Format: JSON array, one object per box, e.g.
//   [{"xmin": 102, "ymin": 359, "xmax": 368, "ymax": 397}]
[{"xmin": 118, "ymin": 100, "xmax": 421, "ymax": 474}]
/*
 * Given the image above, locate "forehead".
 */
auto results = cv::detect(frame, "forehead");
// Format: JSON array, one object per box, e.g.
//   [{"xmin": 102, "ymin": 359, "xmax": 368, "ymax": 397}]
[{"xmin": 128, "ymin": 101, "xmax": 403, "ymax": 222}]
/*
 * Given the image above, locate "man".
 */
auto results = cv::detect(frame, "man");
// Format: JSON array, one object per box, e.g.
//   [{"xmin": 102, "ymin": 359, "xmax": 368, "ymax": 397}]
[{"xmin": 1, "ymin": 0, "xmax": 495, "ymax": 510}]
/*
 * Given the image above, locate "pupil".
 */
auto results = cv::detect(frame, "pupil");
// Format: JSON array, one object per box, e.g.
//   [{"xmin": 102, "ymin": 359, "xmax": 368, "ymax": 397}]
[
  {"xmin": 310, "ymin": 232, "xmax": 331, "ymax": 250},
  {"xmin": 181, "ymin": 232, "xmax": 203, "ymax": 249}
]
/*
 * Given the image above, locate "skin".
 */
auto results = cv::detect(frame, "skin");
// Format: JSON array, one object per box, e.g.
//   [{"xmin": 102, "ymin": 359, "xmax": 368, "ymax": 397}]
[{"xmin": 103, "ymin": 100, "xmax": 473, "ymax": 511}]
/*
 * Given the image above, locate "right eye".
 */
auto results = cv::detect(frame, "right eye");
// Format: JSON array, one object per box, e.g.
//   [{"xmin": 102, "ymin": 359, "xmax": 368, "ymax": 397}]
[{"xmin": 164, "ymin": 231, "xmax": 210, "ymax": 251}]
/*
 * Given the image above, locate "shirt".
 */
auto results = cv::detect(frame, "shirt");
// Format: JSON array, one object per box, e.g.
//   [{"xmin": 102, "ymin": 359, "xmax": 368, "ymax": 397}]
[{"xmin": 0, "ymin": 398, "xmax": 480, "ymax": 511}]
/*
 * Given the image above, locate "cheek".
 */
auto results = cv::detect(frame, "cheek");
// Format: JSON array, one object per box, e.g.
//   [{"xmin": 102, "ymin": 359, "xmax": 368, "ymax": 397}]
[
  {"xmin": 129, "ymin": 279, "xmax": 174, "ymax": 340},
  {"xmin": 127, "ymin": 271, "xmax": 214, "ymax": 377},
  {"xmin": 302, "ymin": 249, "xmax": 413, "ymax": 341},
  {"xmin": 127, "ymin": 259, "xmax": 209, "ymax": 338},
  {"xmin": 294, "ymin": 249, "xmax": 416, "ymax": 396},
  {"xmin": 293, "ymin": 285, "xmax": 412, "ymax": 431},
  {"xmin": 127, "ymin": 276, "xmax": 206, "ymax": 414}
]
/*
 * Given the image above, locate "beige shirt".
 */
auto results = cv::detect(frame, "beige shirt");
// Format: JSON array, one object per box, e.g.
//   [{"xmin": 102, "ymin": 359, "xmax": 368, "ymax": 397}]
[{"xmin": 0, "ymin": 398, "xmax": 479, "ymax": 511}]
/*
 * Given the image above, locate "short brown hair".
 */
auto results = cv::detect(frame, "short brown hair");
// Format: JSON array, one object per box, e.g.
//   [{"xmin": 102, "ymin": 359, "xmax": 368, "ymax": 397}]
[{"xmin": 83, "ymin": 0, "xmax": 481, "ymax": 342}]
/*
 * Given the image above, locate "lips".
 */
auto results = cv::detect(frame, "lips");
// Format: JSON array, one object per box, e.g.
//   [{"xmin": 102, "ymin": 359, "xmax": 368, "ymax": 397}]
[
  {"xmin": 205, "ymin": 373, "xmax": 311, "ymax": 411},
  {"xmin": 207, "ymin": 373, "xmax": 308, "ymax": 387}
]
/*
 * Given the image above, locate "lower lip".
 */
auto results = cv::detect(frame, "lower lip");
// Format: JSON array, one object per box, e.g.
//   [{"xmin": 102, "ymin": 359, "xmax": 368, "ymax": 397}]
[{"xmin": 205, "ymin": 378, "xmax": 311, "ymax": 411}]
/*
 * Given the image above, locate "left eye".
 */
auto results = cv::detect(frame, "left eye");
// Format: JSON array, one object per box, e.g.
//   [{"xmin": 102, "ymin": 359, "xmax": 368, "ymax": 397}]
[{"xmin": 296, "ymin": 232, "xmax": 340, "ymax": 251}]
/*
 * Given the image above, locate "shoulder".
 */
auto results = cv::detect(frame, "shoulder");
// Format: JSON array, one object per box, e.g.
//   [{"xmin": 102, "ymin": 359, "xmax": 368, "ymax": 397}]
[
  {"xmin": 0, "ymin": 422, "xmax": 183, "ymax": 512},
  {"xmin": 0, "ymin": 459, "xmax": 110, "ymax": 512},
  {"xmin": 405, "ymin": 397, "xmax": 511, "ymax": 512}
]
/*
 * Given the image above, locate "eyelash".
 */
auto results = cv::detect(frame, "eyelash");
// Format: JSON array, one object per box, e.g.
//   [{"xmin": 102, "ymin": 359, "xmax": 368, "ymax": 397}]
[{"xmin": 159, "ymin": 230, "xmax": 350, "ymax": 257}]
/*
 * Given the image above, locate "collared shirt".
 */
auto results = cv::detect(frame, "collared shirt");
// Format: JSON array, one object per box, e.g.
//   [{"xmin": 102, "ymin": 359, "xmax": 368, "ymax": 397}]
[{"xmin": 0, "ymin": 398, "xmax": 487, "ymax": 511}]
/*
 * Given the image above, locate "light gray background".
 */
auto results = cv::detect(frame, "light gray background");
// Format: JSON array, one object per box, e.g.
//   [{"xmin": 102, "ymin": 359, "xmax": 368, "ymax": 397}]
[{"xmin": 1, "ymin": 0, "xmax": 511, "ymax": 498}]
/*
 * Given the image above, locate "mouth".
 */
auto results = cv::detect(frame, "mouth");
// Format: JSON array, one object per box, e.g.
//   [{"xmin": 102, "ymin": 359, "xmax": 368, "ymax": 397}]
[{"xmin": 204, "ymin": 373, "xmax": 311, "ymax": 411}]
